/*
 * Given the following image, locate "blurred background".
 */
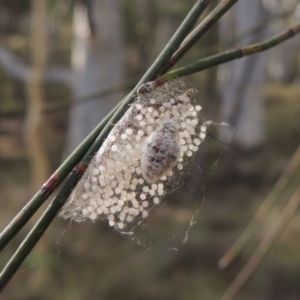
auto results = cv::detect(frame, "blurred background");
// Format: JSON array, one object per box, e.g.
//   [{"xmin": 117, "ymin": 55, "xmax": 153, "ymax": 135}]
[{"xmin": 0, "ymin": 0, "xmax": 300, "ymax": 299}]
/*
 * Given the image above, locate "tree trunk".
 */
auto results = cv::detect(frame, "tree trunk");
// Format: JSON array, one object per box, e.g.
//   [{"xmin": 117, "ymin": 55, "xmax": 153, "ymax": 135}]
[{"xmin": 66, "ymin": 0, "xmax": 125, "ymax": 153}]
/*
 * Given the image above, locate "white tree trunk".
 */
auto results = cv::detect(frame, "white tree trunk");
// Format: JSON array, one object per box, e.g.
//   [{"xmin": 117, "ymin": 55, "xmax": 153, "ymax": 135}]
[
  {"xmin": 66, "ymin": 0, "xmax": 125, "ymax": 153},
  {"xmin": 218, "ymin": 0, "xmax": 268, "ymax": 149}
]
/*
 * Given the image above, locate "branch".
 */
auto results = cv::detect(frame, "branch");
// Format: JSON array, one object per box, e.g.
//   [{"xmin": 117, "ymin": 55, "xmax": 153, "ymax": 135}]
[{"xmin": 0, "ymin": 44, "xmax": 71, "ymax": 85}]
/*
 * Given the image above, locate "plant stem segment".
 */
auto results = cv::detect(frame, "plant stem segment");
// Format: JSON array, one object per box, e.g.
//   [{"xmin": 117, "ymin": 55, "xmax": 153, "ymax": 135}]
[
  {"xmin": 159, "ymin": 23, "xmax": 300, "ymax": 82},
  {"xmin": 161, "ymin": 0, "xmax": 239, "ymax": 73},
  {"xmin": 139, "ymin": 0, "xmax": 210, "ymax": 81}
]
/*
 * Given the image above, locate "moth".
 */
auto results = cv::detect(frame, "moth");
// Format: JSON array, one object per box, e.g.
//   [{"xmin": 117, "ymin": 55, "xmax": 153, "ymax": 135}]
[{"xmin": 141, "ymin": 120, "xmax": 181, "ymax": 183}]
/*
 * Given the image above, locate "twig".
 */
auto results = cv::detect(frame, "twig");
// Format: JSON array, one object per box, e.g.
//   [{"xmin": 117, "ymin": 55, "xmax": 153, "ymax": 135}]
[
  {"xmin": 139, "ymin": 0, "xmax": 210, "ymax": 80},
  {"xmin": 161, "ymin": 0, "xmax": 239, "ymax": 73},
  {"xmin": 158, "ymin": 23, "xmax": 300, "ymax": 82},
  {"xmin": 220, "ymin": 188, "xmax": 300, "ymax": 300},
  {"xmin": 218, "ymin": 144, "xmax": 300, "ymax": 269}
]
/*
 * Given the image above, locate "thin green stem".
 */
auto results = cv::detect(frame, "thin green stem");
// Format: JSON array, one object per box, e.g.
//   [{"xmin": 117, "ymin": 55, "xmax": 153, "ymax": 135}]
[
  {"xmin": 139, "ymin": 0, "xmax": 210, "ymax": 80},
  {"xmin": 161, "ymin": 0, "xmax": 239, "ymax": 73},
  {"xmin": 0, "ymin": 1, "xmax": 210, "ymax": 291},
  {"xmin": 158, "ymin": 23, "xmax": 300, "ymax": 82}
]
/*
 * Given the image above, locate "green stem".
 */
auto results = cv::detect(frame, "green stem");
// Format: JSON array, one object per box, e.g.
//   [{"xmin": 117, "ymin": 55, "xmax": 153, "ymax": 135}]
[
  {"xmin": 159, "ymin": 23, "xmax": 300, "ymax": 81},
  {"xmin": 139, "ymin": 0, "xmax": 210, "ymax": 80},
  {"xmin": 0, "ymin": 1, "xmax": 210, "ymax": 291},
  {"xmin": 161, "ymin": 0, "xmax": 239, "ymax": 73}
]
